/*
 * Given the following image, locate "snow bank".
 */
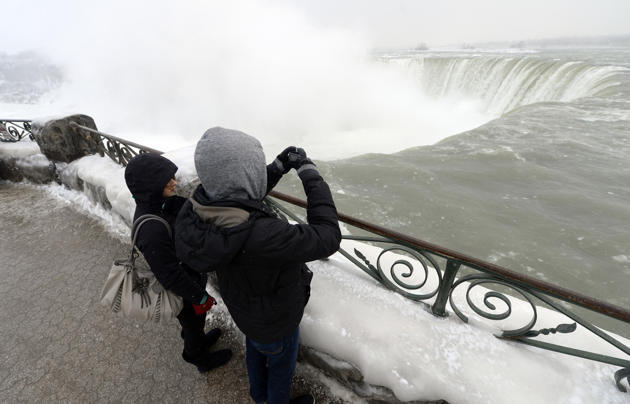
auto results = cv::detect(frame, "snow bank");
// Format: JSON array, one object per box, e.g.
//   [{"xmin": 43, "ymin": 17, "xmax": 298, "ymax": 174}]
[{"xmin": 60, "ymin": 154, "xmax": 133, "ymax": 222}]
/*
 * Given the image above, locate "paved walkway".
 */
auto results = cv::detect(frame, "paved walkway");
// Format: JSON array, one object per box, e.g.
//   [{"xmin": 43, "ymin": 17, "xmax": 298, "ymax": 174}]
[{"xmin": 0, "ymin": 182, "xmax": 346, "ymax": 403}]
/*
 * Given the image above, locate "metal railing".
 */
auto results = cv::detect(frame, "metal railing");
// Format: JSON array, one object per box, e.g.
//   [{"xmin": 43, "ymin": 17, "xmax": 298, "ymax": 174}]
[
  {"xmin": 6, "ymin": 119, "xmax": 630, "ymax": 392},
  {"xmin": 0, "ymin": 119, "xmax": 34, "ymax": 142},
  {"xmin": 267, "ymin": 199, "xmax": 630, "ymax": 392},
  {"xmin": 265, "ymin": 192, "xmax": 630, "ymax": 392},
  {"xmin": 0, "ymin": 119, "xmax": 161, "ymax": 163},
  {"xmin": 69, "ymin": 123, "xmax": 163, "ymax": 166}
]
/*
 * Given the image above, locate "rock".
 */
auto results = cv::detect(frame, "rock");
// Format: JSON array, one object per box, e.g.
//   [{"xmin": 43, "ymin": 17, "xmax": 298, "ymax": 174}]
[
  {"xmin": 298, "ymin": 346, "xmax": 447, "ymax": 403},
  {"xmin": 0, "ymin": 154, "xmax": 56, "ymax": 184},
  {"xmin": 299, "ymin": 346, "xmax": 363, "ymax": 385},
  {"xmin": 0, "ymin": 141, "xmax": 54, "ymax": 183},
  {"xmin": 33, "ymin": 115, "xmax": 102, "ymax": 163},
  {"xmin": 16, "ymin": 154, "xmax": 56, "ymax": 184},
  {"xmin": 0, "ymin": 158, "xmax": 22, "ymax": 182}
]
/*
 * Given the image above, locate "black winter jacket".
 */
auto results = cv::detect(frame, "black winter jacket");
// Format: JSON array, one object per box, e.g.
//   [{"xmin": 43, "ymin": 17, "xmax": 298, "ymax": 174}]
[
  {"xmin": 175, "ymin": 165, "xmax": 341, "ymax": 343},
  {"xmin": 125, "ymin": 153, "xmax": 207, "ymax": 304}
]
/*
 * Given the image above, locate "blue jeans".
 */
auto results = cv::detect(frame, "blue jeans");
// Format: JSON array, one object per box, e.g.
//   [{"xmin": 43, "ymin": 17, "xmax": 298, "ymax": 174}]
[{"xmin": 246, "ymin": 327, "xmax": 300, "ymax": 404}]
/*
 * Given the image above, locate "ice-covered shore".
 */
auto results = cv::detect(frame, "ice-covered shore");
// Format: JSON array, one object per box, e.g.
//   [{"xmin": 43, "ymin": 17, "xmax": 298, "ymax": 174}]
[{"xmin": 2, "ymin": 140, "xmax": 628, "ymax": 403}]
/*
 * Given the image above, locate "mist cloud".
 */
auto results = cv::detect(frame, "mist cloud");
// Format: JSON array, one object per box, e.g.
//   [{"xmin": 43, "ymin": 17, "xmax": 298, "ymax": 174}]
[{"xmin": 4, "ymin": 1, "xmax": 487, "ymax": 157}]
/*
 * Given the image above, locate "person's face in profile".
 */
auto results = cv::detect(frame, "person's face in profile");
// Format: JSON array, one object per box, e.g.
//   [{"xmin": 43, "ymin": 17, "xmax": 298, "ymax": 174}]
[{"xmin": 162, "ymin": 177, "xmax": 177, "ymax": 197}]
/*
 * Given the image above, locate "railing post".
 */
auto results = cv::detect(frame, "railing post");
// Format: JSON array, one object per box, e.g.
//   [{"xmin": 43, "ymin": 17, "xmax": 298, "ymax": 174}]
[{"xmin": 431, "ymin": 259, "xmax": 461, "ymax": 317}]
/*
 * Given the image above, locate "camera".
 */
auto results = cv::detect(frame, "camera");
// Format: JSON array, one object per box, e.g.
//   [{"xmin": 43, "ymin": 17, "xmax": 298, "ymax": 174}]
[{"xmin": 287, "ymin": 152, "xmax": 302, "ymax": 163}]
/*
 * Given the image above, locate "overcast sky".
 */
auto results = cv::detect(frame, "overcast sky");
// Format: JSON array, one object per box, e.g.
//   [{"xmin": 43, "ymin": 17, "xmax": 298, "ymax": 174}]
[
  {"xmin": 286, "ymin": 0, "xmax": 630, "ymax": 47},
  {"xmin": 2, "ymin": 0, "xmax": 630, "ymax": 53}
]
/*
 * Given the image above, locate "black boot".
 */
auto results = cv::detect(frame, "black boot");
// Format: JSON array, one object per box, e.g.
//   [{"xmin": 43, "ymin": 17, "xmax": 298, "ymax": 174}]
[
  {"xmin": 181, "ymin": 327, "xmax": 222, "ymax": 349},
  {"xmin": 182, "ymin": 348, "xmax": 232, "ymax": 373},
  {"xmin": 290, "ymin": 394, "xmax": 314, "ymax": 404}
]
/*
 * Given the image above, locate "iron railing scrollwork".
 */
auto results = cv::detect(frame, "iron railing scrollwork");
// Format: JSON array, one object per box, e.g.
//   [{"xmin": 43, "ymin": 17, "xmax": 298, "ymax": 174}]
[
  {"xmin": 0, "ymin": 120, "xmax": 160, "ymax": 168},
  {"xmin": 264, "ymin": 191, "xmax": 630, "ymax": 393},
  {"xmin": 446, "ymin": 271, "xmax": 630, "ymax": 391},
  {"xmin": 616, "ymin": 368, "xmax": 630, "ymax": 393},
  {"xmin": 0, "ymin": 120, "xmax": 34, "ymax": 142},
  {"xmin": 69, "ymin": 123, "xmax": 163, "ymax": 166},
  {"xmin": 351, "ymin": 239, "xmax": 442, "ymax": 301}
]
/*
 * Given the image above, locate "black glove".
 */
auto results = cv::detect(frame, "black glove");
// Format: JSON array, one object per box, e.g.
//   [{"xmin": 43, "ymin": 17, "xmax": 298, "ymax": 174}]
[
  {"xmin": 290, "ymin": 150, "xmax": 318, "ymax": 177},
  {"xmin": 275, "ymin": 146, "xmax": 306, "ymax": 173},
  {"xmin": 294, "ymin": 156, "xmax": 315, "ymax": 170}
]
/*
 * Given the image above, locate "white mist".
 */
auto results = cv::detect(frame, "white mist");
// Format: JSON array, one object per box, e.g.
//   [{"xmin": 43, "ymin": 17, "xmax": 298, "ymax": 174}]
[{"xmin": 32, "ymin": 0, "xmax": 490, "ymax": 159}]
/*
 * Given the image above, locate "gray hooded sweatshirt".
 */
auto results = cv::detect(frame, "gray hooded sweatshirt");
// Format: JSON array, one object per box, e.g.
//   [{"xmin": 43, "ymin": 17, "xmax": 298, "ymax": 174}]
[{"xmin": 194, "ymin": 127, "xmax": 267, "ymax": 201}]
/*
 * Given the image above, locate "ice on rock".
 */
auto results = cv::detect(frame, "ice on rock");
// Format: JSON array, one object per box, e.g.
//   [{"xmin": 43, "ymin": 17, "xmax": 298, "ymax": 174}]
[{"xmin": 0, "ymin": 139, "xmax": 41, "ymax": 159}]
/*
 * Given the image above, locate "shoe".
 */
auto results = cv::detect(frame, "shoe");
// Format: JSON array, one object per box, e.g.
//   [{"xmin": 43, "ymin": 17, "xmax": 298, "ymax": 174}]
[
  {"xmin": 182, "ymin": 348, "xmax": 232, "ymax": 373},
  {"xmin": 290, "ymin": 394, "xmax": 314, "ymax": 404},
  {"xmin": 181, "ymin": 327, "xmax": 222, "ymax": 348},
  {"xmin": 203, "ymin": 328, "xmax": 222, "ymax": 347}
]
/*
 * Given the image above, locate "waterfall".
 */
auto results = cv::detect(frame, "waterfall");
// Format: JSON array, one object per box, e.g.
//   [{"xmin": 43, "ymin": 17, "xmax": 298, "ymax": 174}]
[{"xmin": 388, "ymin": 55, "xmax": 626, "ymax": 116}]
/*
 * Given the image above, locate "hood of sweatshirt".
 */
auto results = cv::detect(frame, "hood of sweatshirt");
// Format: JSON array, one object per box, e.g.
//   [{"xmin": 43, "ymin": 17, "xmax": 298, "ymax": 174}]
[{"xmin": 194, "ymin": 127, "xmax": 267, "ymax": 202}]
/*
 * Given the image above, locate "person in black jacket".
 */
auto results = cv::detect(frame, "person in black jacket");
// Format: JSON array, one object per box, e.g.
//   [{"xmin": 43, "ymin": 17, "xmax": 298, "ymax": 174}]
[
  {"xmin": 124, "ymin": 153, "xmax": 232, "ymax": 372},
  {"xmin": 174, "ymin": 127, "xmax": 341, "ymax": 404}
]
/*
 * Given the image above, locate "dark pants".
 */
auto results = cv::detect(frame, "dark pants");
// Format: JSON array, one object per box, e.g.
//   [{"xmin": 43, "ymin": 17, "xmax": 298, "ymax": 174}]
[
  {"xmin": 177, "ymin": 300, "xmax": 206, "ymax": 354},
  {"xmin": 246, "ymin": 327, "xmax": 300, "ymax": 404}
]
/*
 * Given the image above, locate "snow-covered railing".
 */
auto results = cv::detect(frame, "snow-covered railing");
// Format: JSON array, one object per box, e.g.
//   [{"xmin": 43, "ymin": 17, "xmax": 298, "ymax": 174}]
[
  {"xmin": 8, "ymin": 119, "xmax": 630, "ymax": 392},
  {"xmin": 0, "ymin": 119, "xmax": 34, "ymax": 142}
]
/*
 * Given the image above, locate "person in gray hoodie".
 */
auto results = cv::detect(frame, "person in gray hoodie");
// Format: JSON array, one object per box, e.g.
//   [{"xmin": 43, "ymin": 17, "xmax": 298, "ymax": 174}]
[{"xmin": 175, "ymin": 127, "xmax": 341, "ymax": 404}]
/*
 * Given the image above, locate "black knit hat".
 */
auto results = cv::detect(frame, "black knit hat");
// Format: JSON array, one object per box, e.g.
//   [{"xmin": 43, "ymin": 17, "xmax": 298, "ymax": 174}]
[{"xmin": 124, "ymin": 153, "xmax": 177, "ymax": 203}]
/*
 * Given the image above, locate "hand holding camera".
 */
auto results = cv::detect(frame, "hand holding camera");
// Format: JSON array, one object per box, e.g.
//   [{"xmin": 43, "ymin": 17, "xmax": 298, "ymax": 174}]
[{"xmin": 276, "ymin": 146, "xmax": 314, "ymax": 172}]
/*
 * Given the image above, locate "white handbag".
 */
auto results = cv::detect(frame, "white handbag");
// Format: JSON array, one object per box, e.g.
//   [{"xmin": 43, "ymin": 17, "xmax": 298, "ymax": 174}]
[{"xmin": 100, "ymin": 214, "xmax": 184, "ymax": 322}]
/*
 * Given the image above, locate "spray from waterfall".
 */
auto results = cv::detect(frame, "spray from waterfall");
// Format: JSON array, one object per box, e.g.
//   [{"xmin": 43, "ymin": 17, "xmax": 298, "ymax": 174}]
[{"xmin": 26, "ymin": 1, "xmax": 490, "ymax": 159}]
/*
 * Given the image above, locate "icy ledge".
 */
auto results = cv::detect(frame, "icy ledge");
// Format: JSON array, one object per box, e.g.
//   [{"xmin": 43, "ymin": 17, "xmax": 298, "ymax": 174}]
[{"xmin": 1, "ymin": 142, "xmax": 628, "ymax": 403}]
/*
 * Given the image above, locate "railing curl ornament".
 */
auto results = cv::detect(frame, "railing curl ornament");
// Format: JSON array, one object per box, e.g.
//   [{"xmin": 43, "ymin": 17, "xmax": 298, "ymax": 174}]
[
  {"xmin": 69, "ymin": 123, "xmax": 162, "ymax": 167},
  {"xmin": 448, "ymin": 274, "xmax": 540, "ymax": 337},
  {"xmin": 101, "ymin": 137, "xmax": 145, "ymax": 166},
  {"xmin": 0, "ymin": 120, "xmax": 34, "ymax": 142},
  {"xmin": 616, "ymin": 368, "xmax": 630, "ymax": 393},
  {"xmin": 448, "ymin": 274, "xmax": 578, "ymax": 338},
  {"xmin": 354, "ymin": 245, "xmax": 442, "ymax": 301}
]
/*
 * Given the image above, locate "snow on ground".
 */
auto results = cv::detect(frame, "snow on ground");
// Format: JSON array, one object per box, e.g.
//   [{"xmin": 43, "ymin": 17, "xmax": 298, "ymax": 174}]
[{"xmin": 2, "ymin": 142, "xmax": 629, "ymax": 403}]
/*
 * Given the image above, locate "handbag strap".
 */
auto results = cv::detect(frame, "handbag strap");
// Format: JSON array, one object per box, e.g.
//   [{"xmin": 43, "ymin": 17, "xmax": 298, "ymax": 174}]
[{"xmin": 129, "ymin": 214, "xmax": 172, "ymax": 259}]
